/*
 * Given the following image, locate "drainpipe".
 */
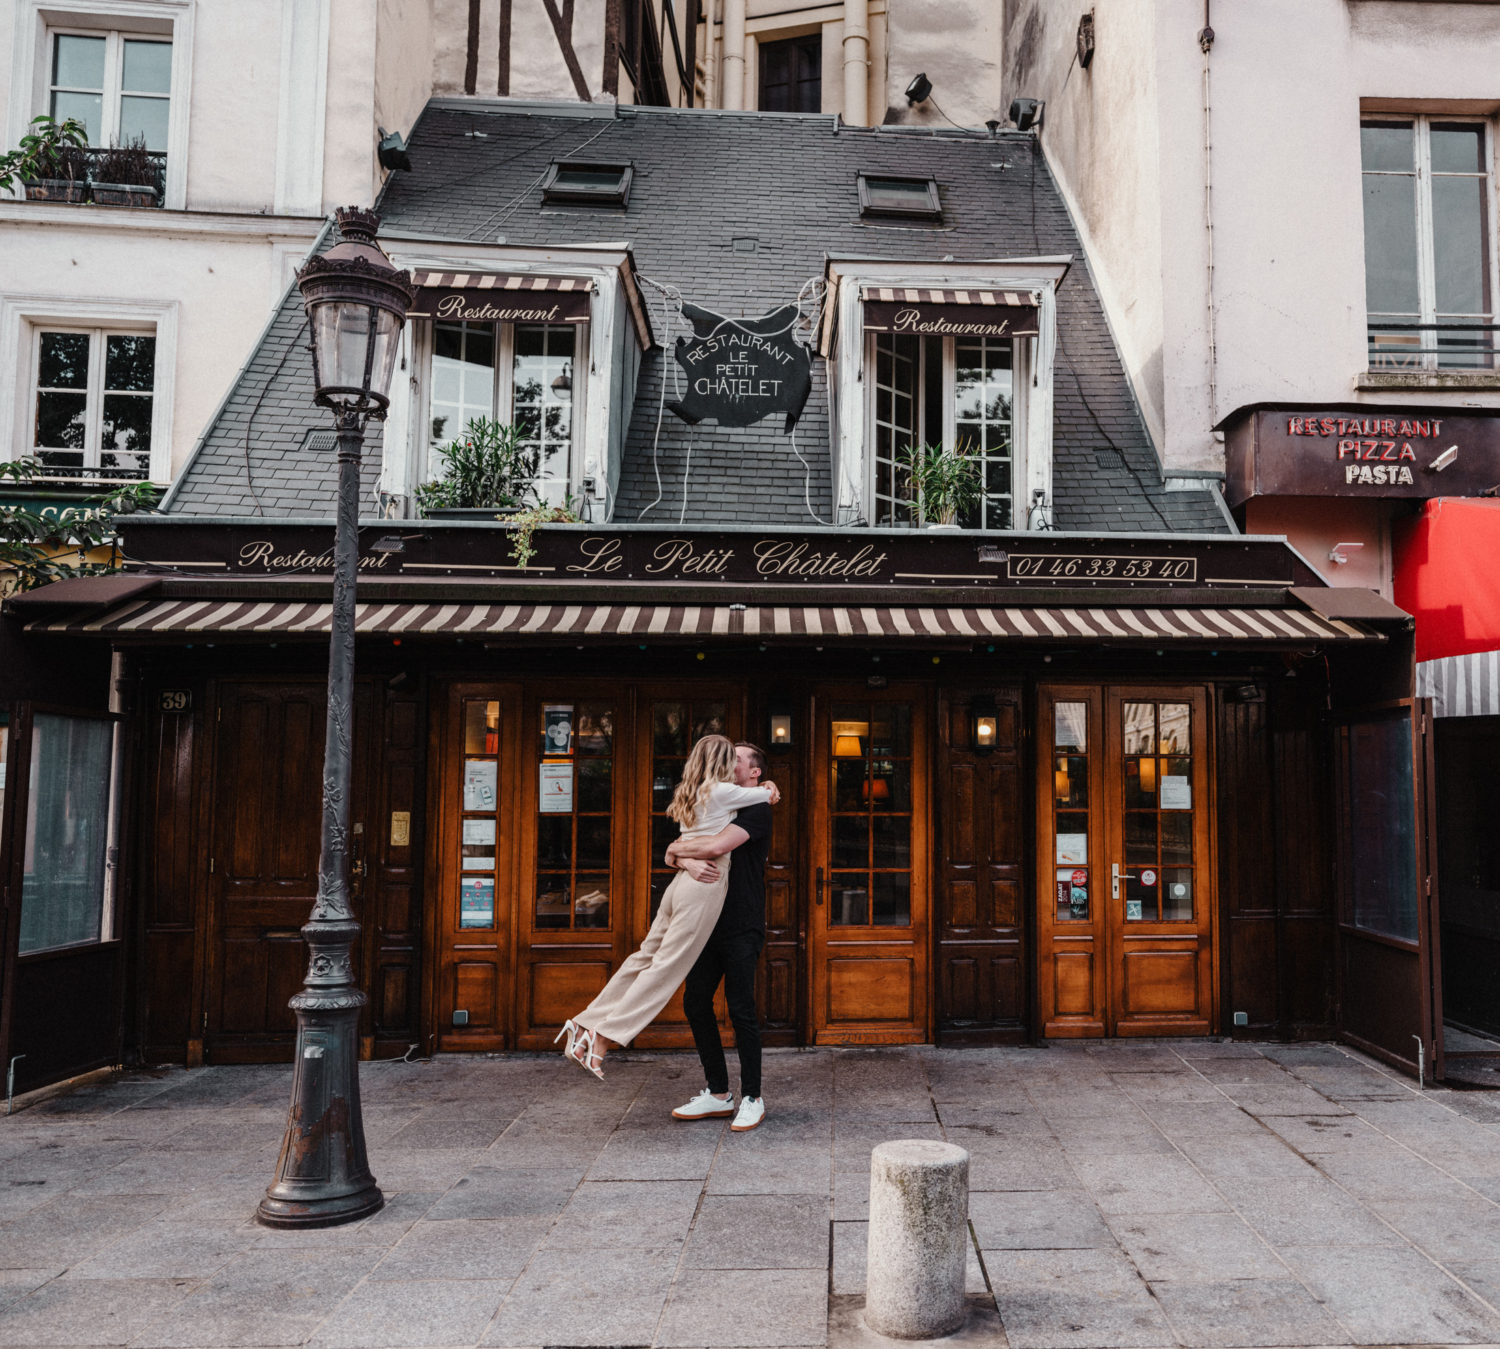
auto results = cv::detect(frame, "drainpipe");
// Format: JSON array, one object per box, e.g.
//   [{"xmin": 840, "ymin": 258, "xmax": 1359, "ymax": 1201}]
[
  {"xmin": 1199, "ymin": 2, "xmax": 1217, "ymax": 430},
  {"xmin": 843, "ymin": 0, "xmax": 869, "ymax": 126},
  {"xmin": 701, "ymin": 0, "xmax": 720, "ymax": 109},
  {"xmin": 722, "ymin": 0, "xmax": 746, "ymax": 110}
]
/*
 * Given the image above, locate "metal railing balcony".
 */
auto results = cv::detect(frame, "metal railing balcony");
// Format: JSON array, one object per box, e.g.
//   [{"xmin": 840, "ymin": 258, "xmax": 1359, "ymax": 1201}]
[{"xmin": 1367, "ymin": 320, "xmax": 1498, "ymax": 372}]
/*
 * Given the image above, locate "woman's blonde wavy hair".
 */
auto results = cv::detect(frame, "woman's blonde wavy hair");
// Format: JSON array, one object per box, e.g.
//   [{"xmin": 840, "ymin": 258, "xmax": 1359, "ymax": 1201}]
[{"xmin": 667, "ymin": 734, "xmax": 736, "ymax": 829}]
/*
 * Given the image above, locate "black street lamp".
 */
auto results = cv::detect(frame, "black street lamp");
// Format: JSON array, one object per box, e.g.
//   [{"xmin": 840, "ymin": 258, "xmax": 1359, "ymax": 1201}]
[{"xmin": 257, "ymin": 208, "xmax": 415, "ymax": 1229}]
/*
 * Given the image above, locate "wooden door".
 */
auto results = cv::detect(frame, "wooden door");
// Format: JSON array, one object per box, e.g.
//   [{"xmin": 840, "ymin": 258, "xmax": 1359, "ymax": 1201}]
[
  {"xmin": 512, "ymin": 684, "xmax": 634, "ymax": 1051},
  {"xmin": 207, "ymin": 681, "xmax": 373, "ymax": 1063},
  {"xmin": 1334, "ymin": 700, "xmax": 1443, "ymax": 1081},
  {"xmin": 1104, "ymin": 688, "xmax": 1215, "ymax": 1036},
  {"xmin": 809, "ymin": 685, "xmax": 929, "ymax": 1044},
  {"xmin": 936, "ymin": 685, "xmax": 1026, "ymax": 1042},
  {"xmin": 631, "ymin": 688, "xmax": 742, "ymax": 1047},
  {"xmin": 1036, "ymin": 686, "xmax": 1107, "ymax": 1036},
  {"xmin": 429, "ymin": 683, "xmax": 521, "ymax": 1052},
  {"xmin": 1036, "ymin": 685, "xmax": 1216, "ymax": 1037}
]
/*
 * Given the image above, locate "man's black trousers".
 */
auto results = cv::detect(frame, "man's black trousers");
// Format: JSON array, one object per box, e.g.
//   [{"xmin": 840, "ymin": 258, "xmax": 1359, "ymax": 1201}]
[{"xmin": 683, "ymin": 930, "xmax": 762, "ymax": 1100}]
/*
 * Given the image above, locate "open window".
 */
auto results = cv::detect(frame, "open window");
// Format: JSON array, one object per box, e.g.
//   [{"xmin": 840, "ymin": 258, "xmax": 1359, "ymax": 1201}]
[{"xmin": 822, "ymin": 259, "xmax": 1065, "ymax": 531}]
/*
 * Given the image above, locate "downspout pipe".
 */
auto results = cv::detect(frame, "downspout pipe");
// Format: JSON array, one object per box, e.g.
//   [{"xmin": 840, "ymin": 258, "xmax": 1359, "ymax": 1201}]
[
  {"xmin": 701, "ymin": 0, "xmax": 720, "ymax": 109},
  {"xmin": 1199, "ymin": 2, "xmax": 1217, "ymax": 431},
  {"xmin": 721, "ymin": 0, "xmax": 746, "ymax": 110},
  {"xmin": 843, "ymin": 0, "xmax": 869, "ymax": 126}
]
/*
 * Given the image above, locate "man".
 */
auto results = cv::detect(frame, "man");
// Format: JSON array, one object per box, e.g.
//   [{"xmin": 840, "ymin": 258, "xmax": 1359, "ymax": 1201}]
[{"xmin": 663, "ymin": 741, "xmax": 773, "ymax": 1132}]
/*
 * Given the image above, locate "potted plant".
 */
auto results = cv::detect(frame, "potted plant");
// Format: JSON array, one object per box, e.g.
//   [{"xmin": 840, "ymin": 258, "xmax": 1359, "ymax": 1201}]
[
  {"xmin": 897, "ymin": 442, "xmax": 982, "ymax": 529},
  {"xmin": 90, "ymin": 135, "xmax": 158, "ymax": 207},
  {"xmin": 416, "ymin": 419, "xmax": 542, "ymax": 518},
  {"xmin": 3, "ymin": 115, "xmax": 88, "ymax": 203}
]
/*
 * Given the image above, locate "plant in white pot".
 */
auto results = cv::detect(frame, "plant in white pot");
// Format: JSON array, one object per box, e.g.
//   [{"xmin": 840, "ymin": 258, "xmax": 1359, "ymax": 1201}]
[
  {"xmin": 897, "ymin": 442, "xmax": 982, "ymax": 530},
  {"xmin": 416, "ymin": 419, "xmax": 543, "ymax": 518}
]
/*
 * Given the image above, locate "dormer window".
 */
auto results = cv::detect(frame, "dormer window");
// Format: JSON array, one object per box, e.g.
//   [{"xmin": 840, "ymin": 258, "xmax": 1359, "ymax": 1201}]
[
  {"xmin": 541, "ymin": 162, "xmax": 634, "ymax": 207},
  {"xmin": 858, "ymin": 175, "xmax": 941, "ymax": 221}
]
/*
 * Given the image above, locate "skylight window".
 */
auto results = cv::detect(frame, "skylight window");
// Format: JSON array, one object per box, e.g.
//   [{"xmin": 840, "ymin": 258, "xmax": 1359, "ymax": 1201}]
[
  {"xmin": 541, "ymin": 161, "xmax": 634, "ymax": 207},
  {"xmin": 858, "ymin": 175, "xmax": 942, "ymax": 221}
]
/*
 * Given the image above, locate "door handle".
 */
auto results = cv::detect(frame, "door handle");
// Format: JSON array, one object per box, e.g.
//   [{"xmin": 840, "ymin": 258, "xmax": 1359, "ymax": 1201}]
[
  {"xmin": 1112, "ymin": 863, "xmax": 1120, "ymax": 899},
  {"xmin": 815, "ymin": 866, "xmax": 824, "ymax": 906}
]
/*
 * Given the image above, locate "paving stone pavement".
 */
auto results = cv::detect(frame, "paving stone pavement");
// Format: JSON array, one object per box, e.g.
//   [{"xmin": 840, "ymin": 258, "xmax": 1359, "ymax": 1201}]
[{"xmin": 2, "ymin": 1041, "xmax": 1500, "ymax": 1348}]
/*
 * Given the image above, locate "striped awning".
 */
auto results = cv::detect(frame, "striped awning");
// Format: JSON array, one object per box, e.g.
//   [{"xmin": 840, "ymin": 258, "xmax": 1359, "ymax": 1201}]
[
  {"xmin": 1418, "ymin": 651, "xmax": 1500, "ymax": 717},
  {"xmin": 29, "ymin": 599, "xmax": 1380, "ymax": 643},
  {"xmin": 860, "ymin": 286, "xmax": 1039, "ymax": 338},
  {"xmin": 407, "ymin": 271, "xmax": 594, "ymax": 323},
  {"xmin": 859, "ymin": 286, "xmax": 1037, "ymax": 307}
]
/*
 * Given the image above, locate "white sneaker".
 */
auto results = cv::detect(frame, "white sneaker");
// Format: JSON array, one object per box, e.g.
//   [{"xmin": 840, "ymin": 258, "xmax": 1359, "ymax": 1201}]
[
  {"xmin": 731, "ymin": 1096, "xmax": 765, "ymax": 1132},
  {"xmin": 672, "ymin": 1088, "xmax": 735, "ymax": 1120}
]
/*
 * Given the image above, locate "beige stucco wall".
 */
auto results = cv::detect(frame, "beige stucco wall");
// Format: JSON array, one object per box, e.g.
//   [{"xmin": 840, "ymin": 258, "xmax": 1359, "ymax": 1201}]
[{"xmin": 882, "ymin": 0, "xmax": 1001, "ymax": 129}]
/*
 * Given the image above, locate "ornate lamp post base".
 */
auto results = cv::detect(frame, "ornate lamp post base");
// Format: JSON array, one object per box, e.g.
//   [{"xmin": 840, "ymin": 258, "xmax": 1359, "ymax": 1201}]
[{"xmin": 257, "ymin": 922, "xmax": 382, "ymax": 1229}]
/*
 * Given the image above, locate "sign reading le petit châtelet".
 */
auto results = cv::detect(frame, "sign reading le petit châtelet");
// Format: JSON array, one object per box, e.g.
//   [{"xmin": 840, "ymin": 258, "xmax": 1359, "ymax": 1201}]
[{"xmin": 668, "ymin": 302, "xmax": 812, "ymax": 432}]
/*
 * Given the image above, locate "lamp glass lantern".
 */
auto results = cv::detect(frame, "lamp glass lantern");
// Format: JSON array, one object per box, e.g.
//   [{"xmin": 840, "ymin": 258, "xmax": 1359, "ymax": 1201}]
[
  {"xmin": 768, "ymin": 699, "xmax": 793, "ymax": 754},
  {"xmin": 971, "ymin": 694, "xmax": 999, "ymax": 755},
  {"xmin": 297, "ymin": 208, "xmax": 416, "ymax": 415}
]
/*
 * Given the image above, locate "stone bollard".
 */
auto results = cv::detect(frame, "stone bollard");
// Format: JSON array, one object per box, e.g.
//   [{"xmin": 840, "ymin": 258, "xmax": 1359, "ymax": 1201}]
[{"xmin": 865, "ymin": 1139, "xmax": 970, "ymax": 1339}]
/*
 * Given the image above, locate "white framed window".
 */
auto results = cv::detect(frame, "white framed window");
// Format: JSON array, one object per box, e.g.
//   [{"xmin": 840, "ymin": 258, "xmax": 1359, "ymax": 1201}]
[
  {"xmin": 8, "ymin": 1, "xmax": 194, "ymax": 209},
  {"xmin": 32, "ymin": 325, "xmax": 155, "ymax": 479},
  {"xmin": 867, "ymin": 332, "xmax": 1018, "ymax": 528},
  {"xmin": 1362, "ymin": 116, "xmax": 1497, "ymax": 371},
  {"xmin": 426, "ymin": 319, "xmax": 584, "ymax": 505},
  {"xmin": 49, "ymin": 28, "xmax": 171, "ymax": 149}
]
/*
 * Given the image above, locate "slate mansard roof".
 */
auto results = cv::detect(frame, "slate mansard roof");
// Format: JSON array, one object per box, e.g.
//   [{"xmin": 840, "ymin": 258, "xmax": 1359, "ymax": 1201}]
[{"xmin": 164, "ymin": 99, "xmax": 1228, "ymax": 534}]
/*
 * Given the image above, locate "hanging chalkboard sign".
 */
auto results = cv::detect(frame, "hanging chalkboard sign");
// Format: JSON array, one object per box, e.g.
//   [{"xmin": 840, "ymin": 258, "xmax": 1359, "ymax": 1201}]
[{"xmin": 668, "ymin": 302, "xmax": 812, "ymax": 433}]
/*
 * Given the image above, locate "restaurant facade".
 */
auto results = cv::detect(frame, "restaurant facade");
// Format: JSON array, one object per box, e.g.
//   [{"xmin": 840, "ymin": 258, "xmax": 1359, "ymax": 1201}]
[{"xmin": 0, "ymin": 99, "xmax": 1440, "ymax": 1098}]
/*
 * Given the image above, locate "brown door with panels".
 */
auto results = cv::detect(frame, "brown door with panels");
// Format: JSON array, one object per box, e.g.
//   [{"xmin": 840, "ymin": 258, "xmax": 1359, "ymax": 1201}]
[
  {"xmin": 632, "ymin": 687, "xmax": 742, "ymax": 1047},
  {"xmin": 430, "ymin": 684, "xmax": 521, "ymax": 1052},
  {"xmin": 1105, "ymin": 689, "xmax": 1215, "ymax": 1035},
  {"xmin": 810, "ymin": 685, "xmax": 930, "ymax": 1044},
  {"xmin": 1037, "ymin": 685, "xmax": 1215, "ymax": 1037},
  {"xmin": 206, "ymin": 681, "xmax": 374, "ymax": 1063}
]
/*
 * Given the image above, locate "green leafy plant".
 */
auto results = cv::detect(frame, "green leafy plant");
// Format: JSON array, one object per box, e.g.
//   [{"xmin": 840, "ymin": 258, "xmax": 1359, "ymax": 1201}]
[
  {"xmin": 415, "ymin": 419, "xmax": 541, "ymax": 513},
  {"xmin": 93, "ymin": 134, "xmax": 155, "ymax": 186},
  {"xmin": 504, "ymin": 500, "xmax": 580, "ymax": 569},
  {"xmin": 0, "ymin": 115, "xmax": 88, "ymax": 192},
  {"xmin": 897, "ymin": 442, "xmax": 982, "ymax": 526},
  {"xmin": 0, "ymin": 458, "xmax": 159, "ymax": 594}
]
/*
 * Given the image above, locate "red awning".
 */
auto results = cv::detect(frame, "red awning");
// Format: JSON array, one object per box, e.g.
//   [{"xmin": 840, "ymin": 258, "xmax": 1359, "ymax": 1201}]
[
  {"xmin": 1394, "ymin": 497, "xmax": 1500, "ymax": 663},
  {"xmin": 407, "ymin": 271, "xmax": 594, "ymax": 323}
]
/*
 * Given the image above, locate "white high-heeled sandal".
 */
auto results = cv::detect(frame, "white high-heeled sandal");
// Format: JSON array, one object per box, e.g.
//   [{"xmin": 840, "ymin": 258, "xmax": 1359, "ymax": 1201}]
[
  {"xmin": 569, "ymin": 1025, "xmax": 605, "ymax": 1080},
  {"xmin": 554, "ymin": 1018, "xmax": 580, "ymax": 1062}
]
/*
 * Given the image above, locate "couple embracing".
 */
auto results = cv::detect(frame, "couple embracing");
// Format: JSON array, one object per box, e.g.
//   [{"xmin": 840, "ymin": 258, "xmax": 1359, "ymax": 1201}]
[{"xmin": 557, "ymin": 736, "xmax": 777, "ymax": 1132}]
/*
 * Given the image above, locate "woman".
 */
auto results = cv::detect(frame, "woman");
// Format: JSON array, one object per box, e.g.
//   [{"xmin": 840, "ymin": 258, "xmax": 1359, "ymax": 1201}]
[{"xmin": 557, "ymin": 734, "xmax": 777, "ymax": 1078}]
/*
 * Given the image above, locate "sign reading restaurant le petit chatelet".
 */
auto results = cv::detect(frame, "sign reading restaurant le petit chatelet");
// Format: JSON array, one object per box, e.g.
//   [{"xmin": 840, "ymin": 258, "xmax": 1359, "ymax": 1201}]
[
  {"xmin": 119, "ymin": 521, "xmax": 1322, "ymax": 590},
  {"xmin": 1225, "ymin": 406, "xmax": 1500, "ymax": 506},
  {"xmin": 668, "ymin": 302, "xmax": 812, "ymax": 432}
]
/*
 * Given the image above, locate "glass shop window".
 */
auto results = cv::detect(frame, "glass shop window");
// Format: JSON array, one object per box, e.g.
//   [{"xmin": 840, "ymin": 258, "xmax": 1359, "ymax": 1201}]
[
  {"xmin": 869, "ymin": 332, "xmax": 1014, "ymax": 529},
  {"xmin": 829, "ymin": 704, "xmax": 914, "ymax": 927},
  {"xmin": 428, "ymin": 320, "xmax": 579, "ymax": 505},
  {"xmin": 1052, "ymin": 701, "xmax": 1090, "ymax": 922},
  {"xmin": 1362, "ymin": 117, "xmax": 1494, "ymax": 370},
  {"xmin": 649, "ymin": 700, "xmax": 728, "ymax": 919},
  {"xmin": 534, "ymin": 701, "xmax": 613, "ymax": 930},
  {"xmin": 1121, "ymin": 702, "xmax": 1195, "ymax": 923},
  {"xmin": 19, "ymin": 713, "xmax": 119, "ymax": 955},
  {"xmin": 33, "ymin": 328, "xmax": 154, "ymax": 480}
]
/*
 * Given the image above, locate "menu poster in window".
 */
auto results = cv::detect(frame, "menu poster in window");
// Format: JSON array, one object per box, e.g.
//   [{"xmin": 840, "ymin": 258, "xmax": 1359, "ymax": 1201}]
[
  {"xmin": 540, "ymin": 760, "xmax": 574, "ymax": 813},
  {"xmin": 463, "ymin": 759, "xmax": 497, "ymax": 810},
  {"xmin": 1160, "ymin": 776, "xmax": 1192, "ymax": 809},
  {"xmin": 1056, "ymin": 833, "xmax": 1088, "ymax": 865},
  {"xmin": 1055, "ymin": 702, "xmax": 1087, "ymax": 749},
  {"xmin": 543, "ymin": 705, "xmax": 574, "ymax": 755},
  {"xmin": 462, "ymin": 818, "xmax": 496, "ymax": 870},
  {"xmin": 460, "ymin": 877, "xmax": 495, "ymax": 928}
]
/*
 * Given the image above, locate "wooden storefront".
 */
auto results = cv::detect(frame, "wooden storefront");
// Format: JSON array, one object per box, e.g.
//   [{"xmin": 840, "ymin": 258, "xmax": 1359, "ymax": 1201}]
[{"xmin": 1, "ymin": 520, "xmax": 1443, "ymax": 1085}]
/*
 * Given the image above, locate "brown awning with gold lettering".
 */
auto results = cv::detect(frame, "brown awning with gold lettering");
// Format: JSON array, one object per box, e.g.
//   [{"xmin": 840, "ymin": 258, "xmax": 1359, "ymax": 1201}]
[
  {"xmin": 407, "ymin": 270, "xmax": 594, "ymax": 324},
  {"xmin": 861, "ymin": 286, "xmax": 1039, "ymax": 339}
]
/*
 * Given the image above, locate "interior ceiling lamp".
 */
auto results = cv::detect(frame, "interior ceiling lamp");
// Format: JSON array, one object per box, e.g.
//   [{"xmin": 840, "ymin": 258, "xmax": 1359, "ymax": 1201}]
[
  {"xmin": 971, "ymin": 693, "xmax": 999, "ymax": 755},
  {"xmin": 1077, "ymin": 12, "xmax": 1095, "ymax": 69},
  {"xmin": 1009, "ymin": 97, "xmax": 1044, "ymax": 132},
  {"xmin": 377, "ymin": 127, "xmax": 411, "ymax": 173},
  {"xmin": 905, "ymin": 72, "xmax": 933, "ymax": 105}
]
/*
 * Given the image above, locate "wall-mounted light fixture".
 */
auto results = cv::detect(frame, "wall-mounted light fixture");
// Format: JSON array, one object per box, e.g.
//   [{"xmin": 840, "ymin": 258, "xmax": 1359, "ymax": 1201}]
[
  {"xmin": 905, "ymin": 72, "xmax": 933, "ymax": 105},
  {"xmin": 1427, "ymin": 445, "xmax": 1458, "ymax": 472},
  {"xmin": 769, "ymin": 698, "xmax": 793, "ymax": 754},
  {"xmin": 1328, "ymin": 541, "xmax": 1365, "ymax": 565},
  {"xmin": 971, "ymin": 693, "xmax": 999, "ymax": 755},
  {"xmin": 1009, "ymin": 97, "xmax": 1044, "ymax": 131}
]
